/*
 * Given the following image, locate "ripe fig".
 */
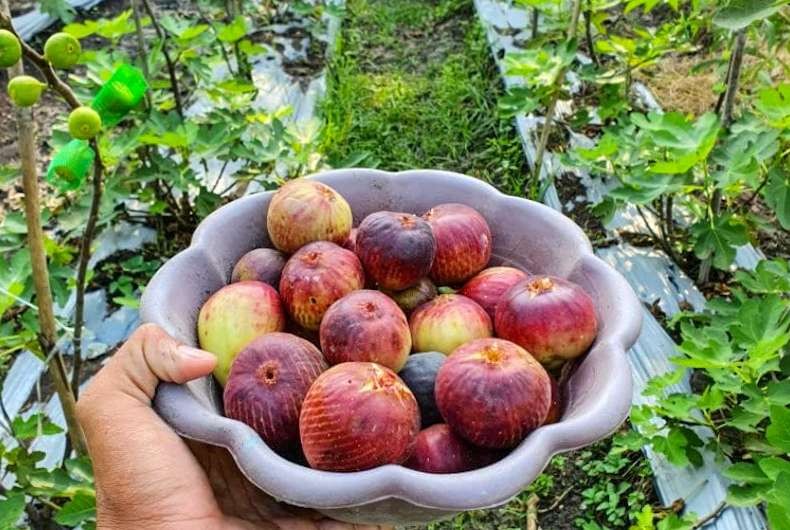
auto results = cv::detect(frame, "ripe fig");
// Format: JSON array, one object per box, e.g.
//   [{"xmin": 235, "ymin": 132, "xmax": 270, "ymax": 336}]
[
  {"xmin": 341, "ymin": 227, "xmax": 358, "ymax": 252},
  {"xmin": 224, "ymin": 333, "xmax": 327, "ymax": 455},
  {"xmin": 231, "ymin": 248, "xmax": 286, "ymax": 287},
  {"xmin": 398, "ymin": 351, "xmax": 445, "ymax": 427},
  {"xmin": 459, "ymin": 266, "xmax": 528, "ymax": 320},
  {"xmin": 279, "ymin": 241, "xmax": 364, "ymax": 331},
  {"xmin": 436, "ymin": 338, "xmax": 551, "ymax": 449},
  {"xmin": 544, "ymin": 373, "xmax": 561, "ymax": 425},
  {"xmin": 266, "ymin": 180, "xmax": 352, "ymax": 253},
  {"xmin": 409, "ymin": 294, "xmax": 492, "ymax": 355},
  {"xmin": 423, "ymin": 203, "xmax": 492, "ymax": 285},
  {"xmin": 405, "ymin": 424, "xmax": 499, "ymax": 474},
  {"xmin": 43, "ymin": 32, "xmax": 81, "ymax": 69},
  {"xmin": 0, "ymin": 29, "xmax": 21, "ymax": 68},
  {"xmin": 7, "ymin": 75, "xmax": 46, "ymax": 107},
  {"xmin": 356, "ymin": 211, "xmax": 436, "ymax": 290},
  {"xmin": 300, "ymin": 362, "xmax": 420, "ymax": 471},
  {"xmin": 319, "ymin": 290, "xmax": 411, "ymax": 371},
  {"xmin": 382, "ymin": 277, "xmax": 438, "ymax": 315},
  {"xmin": 68, "ymin": 106, "xmax": 102, "ymax": 140},
  {"xmin": 198, "ymin": 281, "xmax": 286, "ymax": 385},
  {"xmin": 495, "ymin": 276, "xmax": 598, "ymax": 368}
]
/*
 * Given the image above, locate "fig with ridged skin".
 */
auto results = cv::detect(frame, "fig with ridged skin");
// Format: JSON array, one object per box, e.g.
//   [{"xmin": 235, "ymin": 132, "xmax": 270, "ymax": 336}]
[
  {"xmin": 44, "ymin": 32, "xmax": 81, "ymax": 69},
  {"xmin": 68, "ymin": 106, "xmax": 102, "ymax": 140},
  {"xmin": 198, "ymin": 281, "xmax": 286, "ymax": 385},
  {"xmin": 266, "ymin": 180, "xmax": 352, "ymax": 253},
  {"xmin": 423, "ymin": 203, "xmax": 492, "ymax": 285},
  {"xmin": 223, "ymin": 333, "xmax": 327, "ymax": 455},
  {"xmin": 356, "ymin": 211, "xmax": 436, "ymax": 291},
  {"xmin": 460, "ymin": 266, "xmax": 528, "ymax": 320},
  {"xmin": 231, "ymin": 248, "xmax": 286, "ymax": 287},
  {"xmin": 436, "ymin": 338, "xmax": 551, "ymax": 449},
  {"xmin": 279, "ymin": 241, "xmax": 364, "ymax": 331},
  {"xmin": 300, "ymin": 362, "xmax": 420, "ymax": 471},
  {"xmin": 495, "ymin": 276, "xmax": 598, "ymax": 369},
  {"xmin": 0, "ymin": 29, "xmax": 22, "ymax": 68},
  {"xmin": 405, "ymin": 424, "xmax": 500, "ymax": 474},
  {"xmin": 398, "ymin": 351, "xmax": 445, "ymax": 427},
  {"xmin": 319, "ymin": 290, "xmax": 411, "ymax": 371},
  {"xmin": 7, "ymin": 76, "xmax": 46, "ymax": 107},
  {"xmin": 409, "ymin": 294, "xmax": 492, "ymax": 355},
  {"xmin": 382, "ymin": 277, "xmax": 438, "ymax": 315}
]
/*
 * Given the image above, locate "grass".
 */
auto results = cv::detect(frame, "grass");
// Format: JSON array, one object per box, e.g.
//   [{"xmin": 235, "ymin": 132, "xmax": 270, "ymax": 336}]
[
  {"xmin": 320, "ymin": 0, "xmax": 529, "ymax": 196},
  {"xmin": 320, "ymin": 1, "xmax": 659, "ymax": 529}
]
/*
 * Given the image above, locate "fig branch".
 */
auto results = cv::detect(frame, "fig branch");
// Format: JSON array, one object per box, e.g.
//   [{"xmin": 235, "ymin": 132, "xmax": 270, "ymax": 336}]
[
  {"xmin": 0, "ymin": 0, "xmax": 87, "ymax": 456},
  {"xmin": 531, "ymin": 0, "xmax": 582, "ymax": 196},
  {"xmin": 698, "ymin": 28, "xmax": 747, "ymax": 284},
  {"xmin": 71, "ymin": 140, "xmax": 105, "ymax": 398},
  {"xmin": 140, "ymin": 0, "xmax": 184, "ymax": 119}
]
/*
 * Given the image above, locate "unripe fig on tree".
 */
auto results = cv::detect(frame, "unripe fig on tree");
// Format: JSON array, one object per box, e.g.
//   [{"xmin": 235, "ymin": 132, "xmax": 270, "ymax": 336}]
[
  {"xmin": 0, "ymin": 29, "xmax": 22, "ymax": 68},
  {"xmin": 44, "ymin": 32, "xmax": 81, "ymax": 69},
  {"xmin": 7, "ymin": 76, "xmax": 46, "ymax": 107},
  {"xmin": 266, "ymin": 180, "xmax": 352, "ymax": 253},
  {"xmin": 198, "ymin": 281, "xmax": 286, "ymax": 385},
  {"xmin": 68, "ymin": 106, "xmax": 102, "ymax": 140}
]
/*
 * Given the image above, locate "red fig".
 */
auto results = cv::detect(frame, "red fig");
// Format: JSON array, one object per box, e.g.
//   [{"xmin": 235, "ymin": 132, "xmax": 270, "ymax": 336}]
[
  {"xmin": 231, "ymin": 248, "xmax": 287, "ymax": 286},
  {"xmin": 223, "ymin": 333, "xmax": 327, "ymax": 454},
  {"xmin": 544, "ymin": 373, "xmax": 561, "ymax": 425},
  {"xmin": 495, "ymin": 276, "xmax": 598, "ymax": 368},
  {"xmin": 405, "ymin": 424, "xmax": 499, "ymax": 474},
  {"xmin": 435, "ymin": 338, "xmax": 551, "ymax": 449},
  {"xmin": 409, "ymin": 294, "xmax": 492, "ymax": 355},
  {"xmin": 423, "ymin": 203, "xmax": 492, "ymax": 285},
  {"xmin": 279, "ymin": 241, "xmax": 365, "ymax": 331},
  {"xmin": 319, "ymin": 290, "xmax": 411, "ymax": 371},
  {"xmin": 266, "ymin": 180, "xmax": 352, "ymax": 253},
  {"xmin": 341, "ymin": 227, "xmax": 358, "ymax": 252},
  {"xmin": 300, "ymin": 362, "xmax": 420, "ymax": 471},
  {"xmin": 459, "ymin": 266, "xmax": 528, "ymax": 319},
  {"xmin": 356, "ymin": 211, "xmax": 436, "ymax": 290},
  {"xmin": 198, "ymin": 281, "xmax": 286, "ymax": 385}
]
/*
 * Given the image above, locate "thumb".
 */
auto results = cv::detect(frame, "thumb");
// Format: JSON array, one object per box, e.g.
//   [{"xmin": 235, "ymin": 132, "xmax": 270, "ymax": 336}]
[{"xmin": 82, "ymin": 323, "xmax": 216, "ymax": 407}]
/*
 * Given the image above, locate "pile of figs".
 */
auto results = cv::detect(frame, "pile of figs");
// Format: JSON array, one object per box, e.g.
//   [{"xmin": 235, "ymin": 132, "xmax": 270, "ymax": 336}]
[{"xmin": 197, "ymin": 180, "xmax": 597, "ymax": 474}]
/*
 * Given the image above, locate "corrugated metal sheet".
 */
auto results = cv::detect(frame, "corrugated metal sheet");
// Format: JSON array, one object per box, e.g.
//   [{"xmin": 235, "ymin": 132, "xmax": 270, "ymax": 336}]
[
  {"xmin": 11, "ymin": 0, "xmax": 104, "ymax": 40},
  {"xmin": 473, "ymin": 0, "xmax": 767, "ymax": 527}
]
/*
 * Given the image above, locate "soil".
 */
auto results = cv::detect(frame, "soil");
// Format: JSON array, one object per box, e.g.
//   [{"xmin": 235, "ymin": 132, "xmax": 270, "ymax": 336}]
[{"xmin": 554, "ymin": 171, "xmax": 611, "ymax": 246}]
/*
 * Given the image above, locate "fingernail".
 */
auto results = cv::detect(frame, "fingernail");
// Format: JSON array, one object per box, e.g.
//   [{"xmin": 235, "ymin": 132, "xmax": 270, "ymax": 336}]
[{"xmin": 177, "ymin": 345, "xmax": 216, "ymax": 362}]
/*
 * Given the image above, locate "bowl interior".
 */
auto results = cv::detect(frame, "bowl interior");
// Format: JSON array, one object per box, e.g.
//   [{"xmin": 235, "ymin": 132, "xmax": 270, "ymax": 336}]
[{"xmin": 142, "ymin": 169, "xmax": 637, "ymax": 514}]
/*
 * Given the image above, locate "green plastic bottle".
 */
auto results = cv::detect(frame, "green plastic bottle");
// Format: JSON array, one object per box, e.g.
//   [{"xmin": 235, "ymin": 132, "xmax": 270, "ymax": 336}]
[
  {"xmin": 91, "ymin": 64, "xmax": 148, "ymax": 127},
  {"xmin": 46, "ymin": 139, "xmax": 95, "ymax": 191}
]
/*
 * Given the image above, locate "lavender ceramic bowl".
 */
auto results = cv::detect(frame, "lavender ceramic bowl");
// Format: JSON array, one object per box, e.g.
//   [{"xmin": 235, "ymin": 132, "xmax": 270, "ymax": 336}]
[{"xmin": 140, "ymin": 168, "xmax": 641, "ymax": 525}]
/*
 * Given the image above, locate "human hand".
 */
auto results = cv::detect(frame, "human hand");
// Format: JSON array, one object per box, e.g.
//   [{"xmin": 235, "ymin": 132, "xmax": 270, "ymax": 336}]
[{"xmin": 77, "ymin": 323, "xmax": 389, "ymax": 530}]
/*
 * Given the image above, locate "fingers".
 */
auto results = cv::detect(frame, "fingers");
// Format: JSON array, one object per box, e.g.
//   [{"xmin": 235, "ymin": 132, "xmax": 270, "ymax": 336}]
[{"xmin": 79, "ymin": 323, "xmax": 216, "ymax": 409}]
